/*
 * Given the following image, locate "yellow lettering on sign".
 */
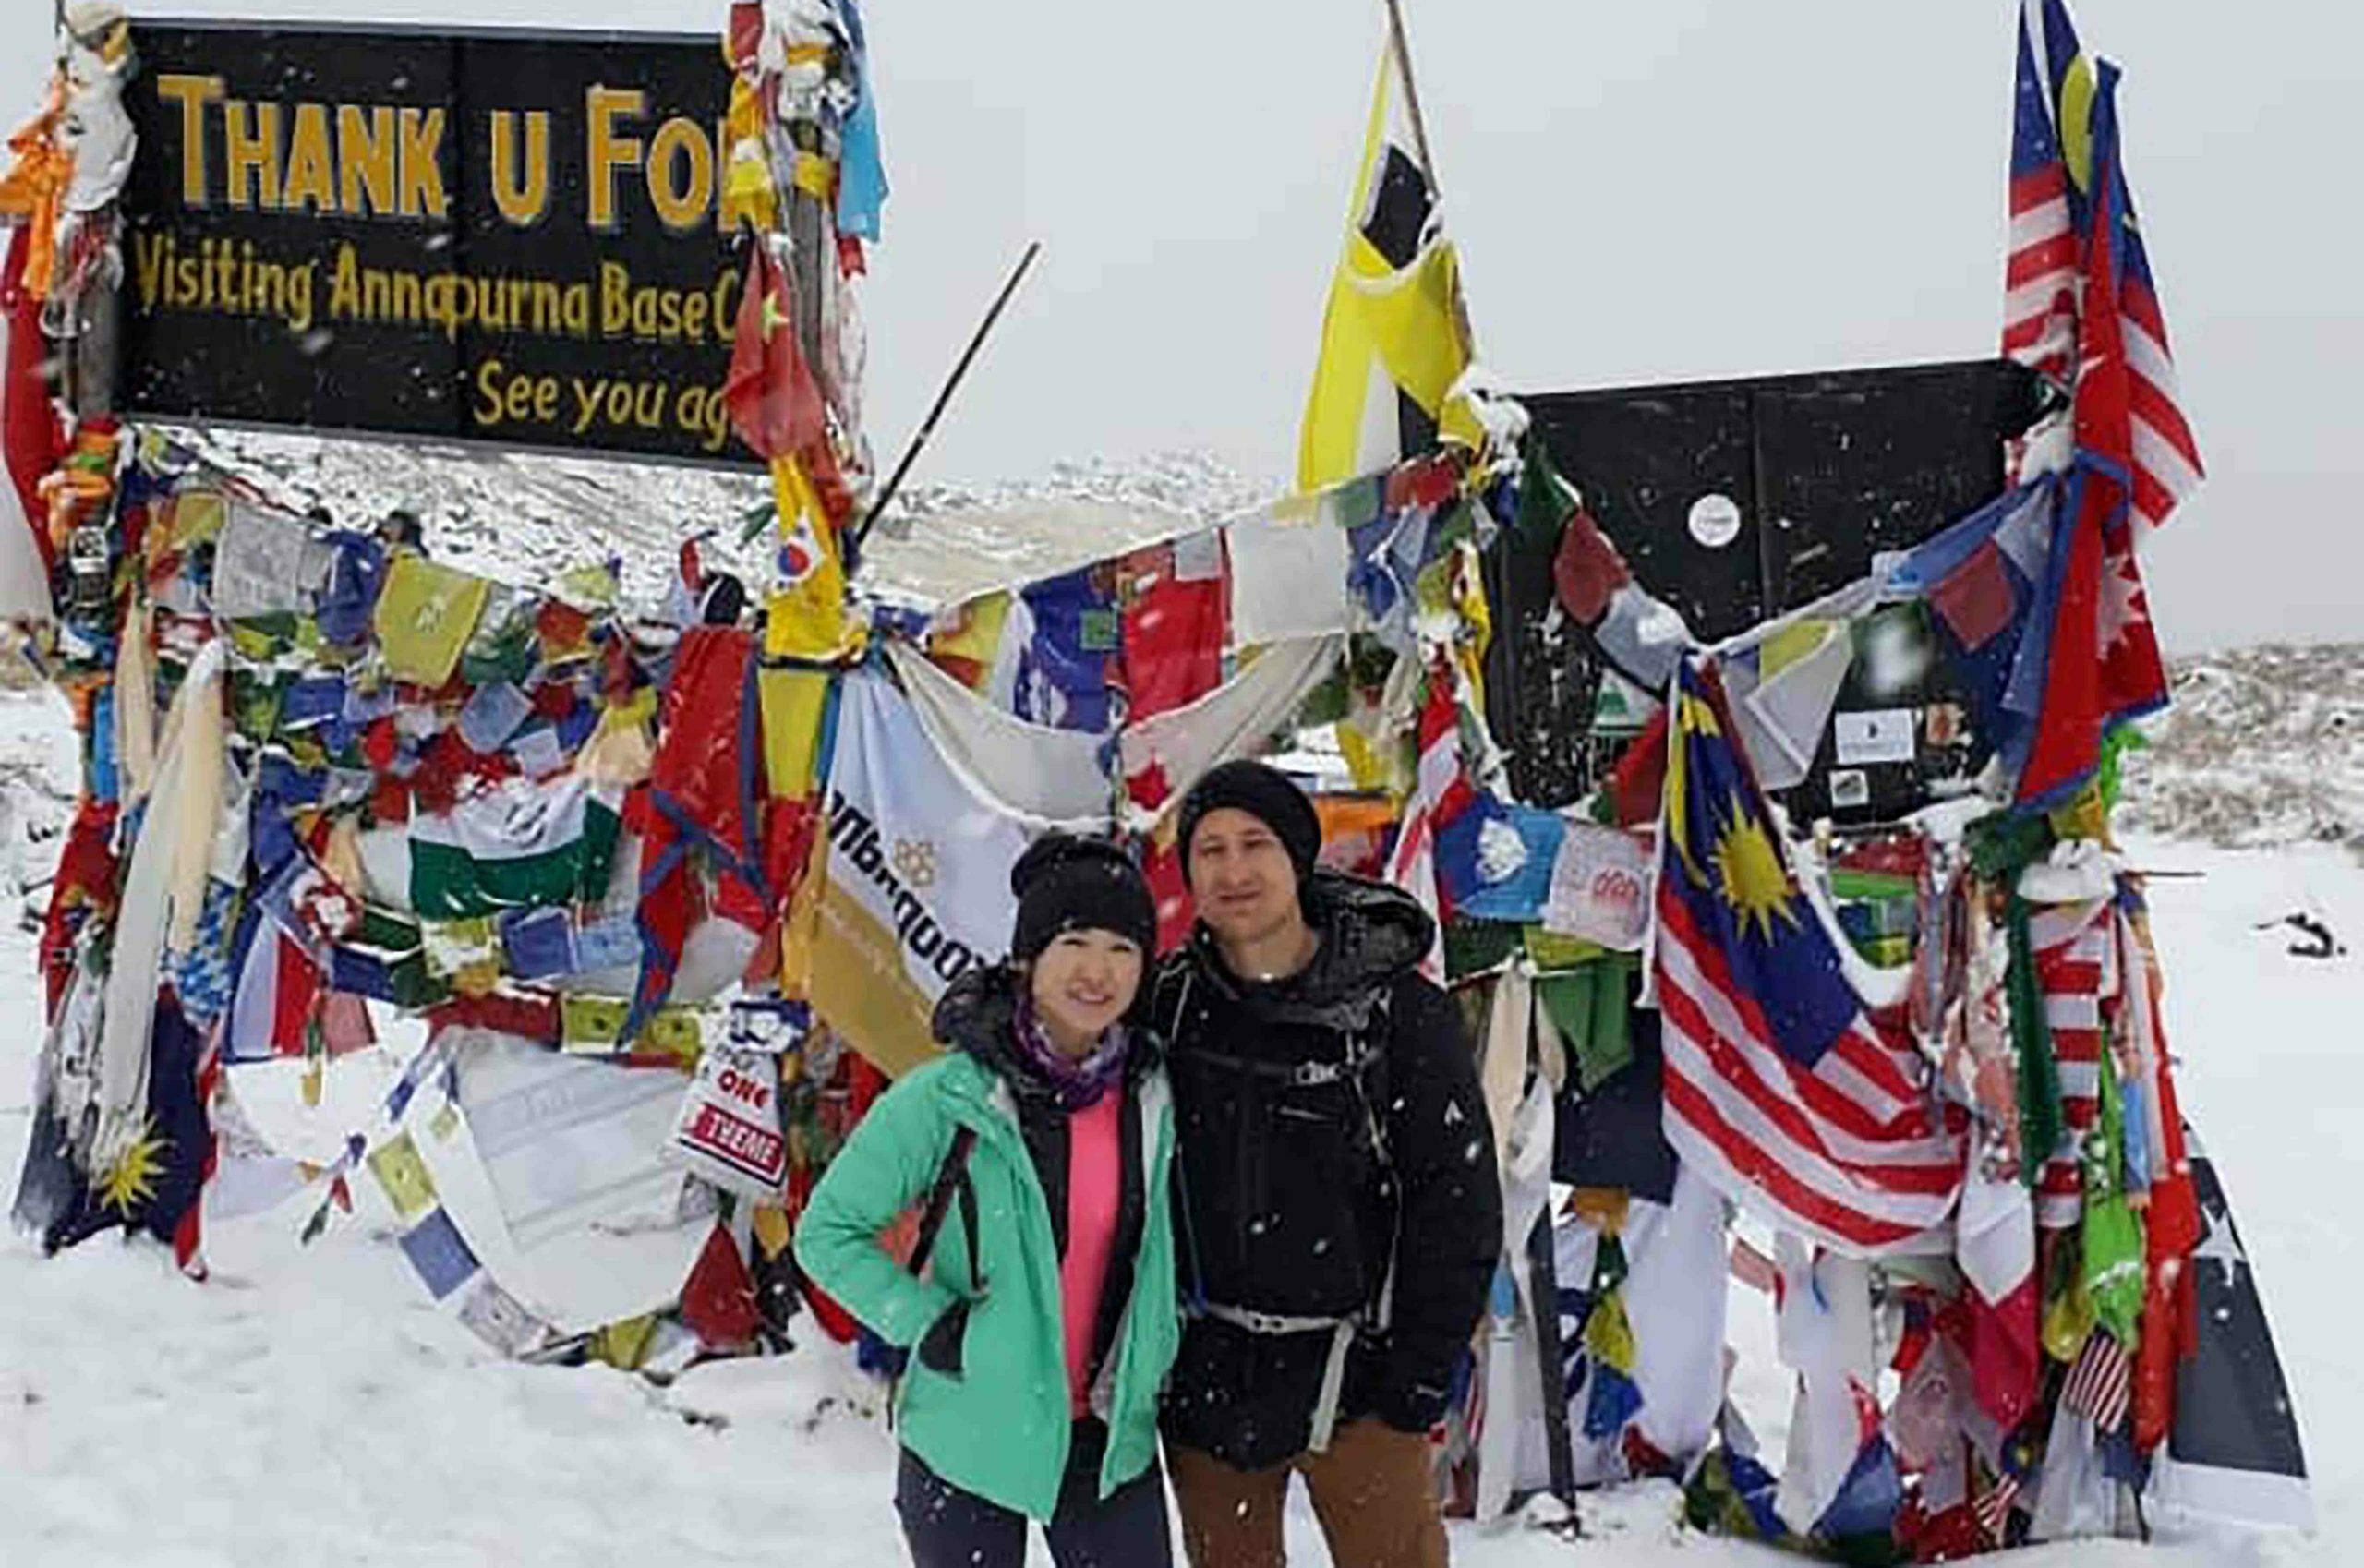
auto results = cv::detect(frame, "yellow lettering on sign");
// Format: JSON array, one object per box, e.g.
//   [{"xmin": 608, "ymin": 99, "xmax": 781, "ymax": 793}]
[
  {"xmin": 398, "ymin": 107, "xmax": 448, "ymax": 221},
  {"xmin": 223, "ymin": 100, "xmax": 282, "ymax": 210},
  {"xmin": 645, "ymin": 116, "xmax": 713, "ymax": 232},
  {"xmin": 585, "ymin": 86, "xmax": 645, "ymax": 232},
  {"xmin": 154, "ymin": 74, "xmax": 224, "ymax": 208},
  {"xmin": 282, "ymin": 102, "xmax": 337, "ymax": 214},
  {"xmin": 337, "ymin": 104, "xmax": 397, "ymax": 217},
  {"xmin": 490, "ymin": 110, "xmax": 551, "ymax": 226}
]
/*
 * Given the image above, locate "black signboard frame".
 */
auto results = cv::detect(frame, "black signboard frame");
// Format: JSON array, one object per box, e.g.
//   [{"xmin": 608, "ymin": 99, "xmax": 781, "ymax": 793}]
[
  {"xmin": 117, "ymin": 18, "xmax": 759, "ymax": 469},
  {"xmin": 1486, "ymin": 356, "xmax": 2047, "ymax": 818}
]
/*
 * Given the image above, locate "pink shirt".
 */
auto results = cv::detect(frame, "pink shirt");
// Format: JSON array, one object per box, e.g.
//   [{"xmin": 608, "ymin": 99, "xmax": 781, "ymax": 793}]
[{"xmin": 1059, "ymin": 1092, "xmax": 1124, "ymax": 1417}]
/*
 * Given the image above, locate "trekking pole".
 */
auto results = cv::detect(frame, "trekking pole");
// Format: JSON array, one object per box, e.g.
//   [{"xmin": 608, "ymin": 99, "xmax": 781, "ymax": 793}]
[{"xmin": 850, "ymin": 241, "xmax": 1043, "ymax": 556}]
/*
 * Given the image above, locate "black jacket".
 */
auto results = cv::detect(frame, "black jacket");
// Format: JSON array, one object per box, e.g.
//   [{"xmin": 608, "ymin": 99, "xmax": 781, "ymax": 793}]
[
  {"xmin": 1155, "ymin": 872, "xmax": 1501, "ymax": 1467},
  {"xmin": 917, "ymin": 964, "xmax": 1159, "ymax": 1384}
]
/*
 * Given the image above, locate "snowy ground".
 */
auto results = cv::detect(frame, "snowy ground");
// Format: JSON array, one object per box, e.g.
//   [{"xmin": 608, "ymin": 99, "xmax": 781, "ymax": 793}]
[{"xmin": 0, "ymin": 678, "xmax": 2351, "ymax": 1563}]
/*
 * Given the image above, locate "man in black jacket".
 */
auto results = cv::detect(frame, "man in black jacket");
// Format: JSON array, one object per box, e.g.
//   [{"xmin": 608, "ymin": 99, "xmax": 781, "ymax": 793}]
[{"xmin": 1155, "ymin": 760, "xmax": 1500, "ymax": 1568}]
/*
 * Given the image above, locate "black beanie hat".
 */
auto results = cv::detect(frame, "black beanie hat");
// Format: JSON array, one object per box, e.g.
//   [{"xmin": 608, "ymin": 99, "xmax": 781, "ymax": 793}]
[
  {"xmin": 1009, "ymin": 834, "xmax": 1157, "ymax": 963},
  {"xmin": 1176, "ymin": 759, "xmax": 1321, "ymax": 887}
]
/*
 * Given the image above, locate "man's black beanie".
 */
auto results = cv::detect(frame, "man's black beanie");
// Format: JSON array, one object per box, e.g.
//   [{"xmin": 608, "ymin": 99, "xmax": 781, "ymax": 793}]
[
  {"xmin": 1010, "ymin": 834, "xmax": 1157, "ymax": 962},
  {"xmin": 1176, "ymin": 760, "xmax": 1321, "ymax": 887}
]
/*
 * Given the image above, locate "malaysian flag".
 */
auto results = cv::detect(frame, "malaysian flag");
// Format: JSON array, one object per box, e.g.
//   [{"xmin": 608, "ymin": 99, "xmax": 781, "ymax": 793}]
[
  {"xmin": 1654, "ymin": 661, "xmax": 1963, "ymax": 1257},
  {"xmin": 2003, "ymin": 0, "xmax": 2203, "ymax": 531}
]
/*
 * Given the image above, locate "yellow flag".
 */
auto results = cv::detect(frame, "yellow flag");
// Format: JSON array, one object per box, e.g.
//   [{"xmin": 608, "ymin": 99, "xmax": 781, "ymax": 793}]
[
  {"xmin": 1297, "ymin": 46, "xmax": 1481, "ymax": 492},
  {"xmin": 763, "ymin": 457, "xmax": 861, "ymax": 662}
]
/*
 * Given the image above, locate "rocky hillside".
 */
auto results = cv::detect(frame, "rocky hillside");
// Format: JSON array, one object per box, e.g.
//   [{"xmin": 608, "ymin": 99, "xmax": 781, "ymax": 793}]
[
  {"xmin": 175, "ymin": 427, "xmax": 1270, "ymax": 611},
  {"xmin": 2119, "ymin": 643, "xmax": 2364, "ymax": 850}
]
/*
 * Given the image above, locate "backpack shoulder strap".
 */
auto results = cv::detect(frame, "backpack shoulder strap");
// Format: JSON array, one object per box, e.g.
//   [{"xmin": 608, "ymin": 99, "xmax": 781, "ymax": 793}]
[{"xmin": 906, "ymin": 1125, "xmax": 978, "ymax": 1282}]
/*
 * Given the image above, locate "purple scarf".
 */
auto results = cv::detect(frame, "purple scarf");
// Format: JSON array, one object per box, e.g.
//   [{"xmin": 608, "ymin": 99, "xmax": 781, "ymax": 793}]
[{"xmin": 1012, "ymin": 995, "xmax": 1130, "ymax": 1111}]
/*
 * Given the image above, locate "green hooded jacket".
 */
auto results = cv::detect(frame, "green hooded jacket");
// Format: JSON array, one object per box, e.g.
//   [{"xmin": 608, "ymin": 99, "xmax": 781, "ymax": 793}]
[{"xmin": 793, "ymin": 988, "xmax": 1179, "ymax": 1521}]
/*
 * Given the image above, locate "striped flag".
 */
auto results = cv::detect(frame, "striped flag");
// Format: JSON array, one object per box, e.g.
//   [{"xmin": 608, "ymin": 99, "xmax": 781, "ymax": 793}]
[
  {"xmin": 1654, "ymin": 661, "xmax": 1963, "ymax": 1258},
  {"xmin": 1974, "ymin": 1469, "xmax": 2022, "ymax": 1546},
  {"xmin": 2030, "ymin": 898, "xmax": 2113, "ymax": 1228},
  {"xmin": 2061, "ymin": 1328, "xmax": 2133, "ymax": 1434},
  {"xmin": 1383, "ymin": 665, "xmax": 1475, "ymax": 982},
  {"xmin": 2003, "ymin": 0, "xmax": 2202, "ymax": 530}
]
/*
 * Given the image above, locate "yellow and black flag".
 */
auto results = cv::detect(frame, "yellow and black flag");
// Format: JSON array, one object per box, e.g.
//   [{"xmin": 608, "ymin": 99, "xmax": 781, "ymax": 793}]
[{"xmin": 1297, "ymin": 41, "xmax": 1482, "ymax": 493}]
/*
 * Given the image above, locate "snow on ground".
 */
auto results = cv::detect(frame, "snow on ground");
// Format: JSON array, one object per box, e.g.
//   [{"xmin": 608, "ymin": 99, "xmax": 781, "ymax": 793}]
[{"xmin": 0, "ymin": 669, "xmax": 2353, "ymax": 1564}]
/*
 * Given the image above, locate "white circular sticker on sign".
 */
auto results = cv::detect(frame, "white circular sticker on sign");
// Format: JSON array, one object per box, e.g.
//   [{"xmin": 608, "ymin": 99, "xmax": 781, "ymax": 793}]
[{"xmin": 1688, "ymin": 493, "xmax": 1743, "ymax": 549}]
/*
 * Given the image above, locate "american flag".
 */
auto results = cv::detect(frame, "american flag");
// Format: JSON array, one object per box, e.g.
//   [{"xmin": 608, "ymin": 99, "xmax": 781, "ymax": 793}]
[
  {"xmin": 2003, "ymin": 0, "xmax": 2202, "ymax": 531},
  {"xmin": 1654, "ymin": 662, "xmax": 1963, "ymax": 1257},
  {"xmin": 1973, "ymin": 1469, "xmax": 2021, "ymax": 1545},
  {"xmin": 2061, "ymin": 1328, "xmax": 2134, "ymax": 1434}
]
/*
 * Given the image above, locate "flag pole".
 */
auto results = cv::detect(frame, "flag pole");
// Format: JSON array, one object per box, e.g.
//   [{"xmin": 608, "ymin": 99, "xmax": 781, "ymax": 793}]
[
  {"xmin": 1382, "ymin": 0, "xmax": 1441, "ymax": 198},
  {"xmin": 850, "ymin": 240, "xmax": 1043, "ymax": 555}
]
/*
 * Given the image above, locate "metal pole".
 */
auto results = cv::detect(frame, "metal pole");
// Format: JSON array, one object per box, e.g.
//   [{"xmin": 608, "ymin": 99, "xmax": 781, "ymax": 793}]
[
  {"xmin": 1382, "ymin": 0, "xmax": 1441, "ymax": 198},
  {"xmin": 850, "ymin": 240, "xmax": 1043, "ymax": 554}
]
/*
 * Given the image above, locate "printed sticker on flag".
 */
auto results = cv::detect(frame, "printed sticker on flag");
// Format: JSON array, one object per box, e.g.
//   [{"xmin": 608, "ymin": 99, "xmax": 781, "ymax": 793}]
[
  {"xmin": 666, "ymin": 1047, "xmax": 790, "ymax": 1201},
  {"xmin": 1542, "ymin": 823, "xmax": 1653, "ymax": 951}
]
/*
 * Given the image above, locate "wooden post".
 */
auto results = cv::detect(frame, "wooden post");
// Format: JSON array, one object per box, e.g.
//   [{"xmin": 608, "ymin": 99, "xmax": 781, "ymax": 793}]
[{"xmin": 1382, "ymin": 0, "xmax": 1441, "ymax": 198}]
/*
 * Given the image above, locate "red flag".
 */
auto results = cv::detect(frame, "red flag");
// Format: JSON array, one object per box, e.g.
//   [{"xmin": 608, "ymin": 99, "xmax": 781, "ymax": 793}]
[
  {"xmin": 723, "ymin": 239, "xmax": 852, "ymax": 526},
  {"xmin": 2, "ymin": 224, "xmax": 60, "ymax": 569},
  {"xmin": 2017, "ymin": 64, "xmax": 2169, "ymax": 808},
  {"xmin": 681, "ymin": 1222, "xmax": 764, "ymax": 1352}
]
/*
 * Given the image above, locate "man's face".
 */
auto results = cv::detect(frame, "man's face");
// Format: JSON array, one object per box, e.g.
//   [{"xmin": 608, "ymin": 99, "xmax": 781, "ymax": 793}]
[{"xmin": 1187, "ymin": 807, "xmax": 1304, "ymax": 952}]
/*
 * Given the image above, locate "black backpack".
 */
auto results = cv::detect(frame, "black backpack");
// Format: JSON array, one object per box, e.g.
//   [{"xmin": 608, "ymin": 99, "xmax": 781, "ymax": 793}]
[{"xmin": 1153, "ymin": 961, "xmax": 1400, "ymax": 1324}]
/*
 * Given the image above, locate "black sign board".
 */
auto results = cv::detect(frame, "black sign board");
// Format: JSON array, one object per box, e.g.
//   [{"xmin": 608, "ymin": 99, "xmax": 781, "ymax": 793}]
[
  {"xmin": 1488, "ymin": 357, "xmax": 2045, "ymax": 814},
  {"xmin": 119, "ymin": 22, "xmax": 750, "ymax": 464}
]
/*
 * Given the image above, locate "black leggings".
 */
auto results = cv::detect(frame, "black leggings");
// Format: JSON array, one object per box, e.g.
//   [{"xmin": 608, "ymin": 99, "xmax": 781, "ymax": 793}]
[{"xmin": 894, "ymin": 1420, "xmax": 1172, "ymax": 1568}]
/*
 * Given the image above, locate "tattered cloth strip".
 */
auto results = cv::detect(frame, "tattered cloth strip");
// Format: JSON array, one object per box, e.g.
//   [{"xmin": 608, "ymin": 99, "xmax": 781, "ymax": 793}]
[
  {"xmin": 0, "ymin": 225, "xmax": 62, "ymax": 586},
  {"xmin": 885, "ymin": 640, "xmax": 1111, "ymax": 826},
  {"xmin": 1771, "ymin": 1237, "xmax": 1891, "ymax": 1535},
  {"xmin": 32, "ymin": 991, "xmax": 216, "ymax": 1271},
  {"xmin": 1954, "ymin": 1144, "xmax": 2041, "ymax": 1431},
  {"xmin": 1224, "ymin": 491, "xmax": 1354, "ymax": 645},
  {"xmin": 625, "ymin": 626, "xmax": 768, "ymax": 1042},
  {"xmin": 1116, "ymin": 633, "xmax": 1345, "ymax": 827},
  {"xmin": 92, "ymin": 637, "xmax": 226, "ymax": 1170}
]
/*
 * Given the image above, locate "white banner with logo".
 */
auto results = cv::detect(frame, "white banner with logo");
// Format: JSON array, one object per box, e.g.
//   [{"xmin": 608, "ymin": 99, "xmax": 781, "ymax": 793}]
[{"xmin": 806, "ymin": 668, "xmax": 1035, "ymax": 1076}]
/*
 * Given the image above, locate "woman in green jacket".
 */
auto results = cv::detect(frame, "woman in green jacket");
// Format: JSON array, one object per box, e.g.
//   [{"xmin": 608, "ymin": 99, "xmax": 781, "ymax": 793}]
[{"xmin": 795, "ymin": 835, "xmax": 1180, "ymax": 1568}]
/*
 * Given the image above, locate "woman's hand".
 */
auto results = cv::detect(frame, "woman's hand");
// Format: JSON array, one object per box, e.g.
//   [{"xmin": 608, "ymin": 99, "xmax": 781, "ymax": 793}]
[{"xmin": 917, "ymin": 1297, "xmax": 976, "ymax": 1376}]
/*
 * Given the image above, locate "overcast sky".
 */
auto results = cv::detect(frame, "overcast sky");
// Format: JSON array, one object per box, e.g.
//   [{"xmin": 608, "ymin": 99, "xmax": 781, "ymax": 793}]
[{"xmin": 6, "ymin": 2, "xmax": 2356, "ymax": 652}]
